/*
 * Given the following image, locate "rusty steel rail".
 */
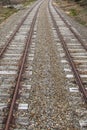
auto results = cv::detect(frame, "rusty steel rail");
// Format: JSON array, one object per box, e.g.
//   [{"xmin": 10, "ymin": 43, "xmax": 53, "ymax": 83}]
[
  {"xmin": 4, "ymin": 3, "xmax": 41, "ymax": 130},
  {"xmin": 48, "ymin": 2, "xmax": 87, "ymax": 103},
  {"xmin": 0, "ymin": 0, "xmax": 39, "ymax": 58},
  {"xmin": 52, "ymin": 2, "xmax": 87, "ymax": 51}
]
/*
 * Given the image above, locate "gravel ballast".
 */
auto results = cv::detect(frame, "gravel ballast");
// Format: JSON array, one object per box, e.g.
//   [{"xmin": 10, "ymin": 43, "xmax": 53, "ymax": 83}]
[
  {"xmin": 0, "ymin": 0, "xmax": 87, "ymax": 129},
  {"xmin": 27, "ymin": 1, "xmax": 80, "ymax": 129}
]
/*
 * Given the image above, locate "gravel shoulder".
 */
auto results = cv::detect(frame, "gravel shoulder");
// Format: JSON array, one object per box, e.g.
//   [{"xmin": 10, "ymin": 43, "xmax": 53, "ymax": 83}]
[
  {"xmin": 53, "ymin": 1, "xmax": 87, "ymax": 41},
  {"xmin": 0, "ymin": 3, "xmax": 34, "ymax": 47}
]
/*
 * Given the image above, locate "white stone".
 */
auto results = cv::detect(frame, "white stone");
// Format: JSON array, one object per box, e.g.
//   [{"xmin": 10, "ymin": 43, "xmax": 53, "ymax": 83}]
[
  {"xmin": 79, "ymin": 120, "xmax": 87, "ymax": 127},
  {"xmin": 66, "ymin": 74, "xmax": 74, "ymax": 78},
  {"xmin": 61, "ymin": 60, "xmax": 67, "ymax": 63},
  {"xmin": 64, "ymin": 68, "xmax": 71, "ymax": 72},
  {"xmin": 18, "ymin": 103, "xmax": 28, "ymax": 110},
  {"xmin": 69, "ymin": 87, "xmax": 79, "ymax": 92}
]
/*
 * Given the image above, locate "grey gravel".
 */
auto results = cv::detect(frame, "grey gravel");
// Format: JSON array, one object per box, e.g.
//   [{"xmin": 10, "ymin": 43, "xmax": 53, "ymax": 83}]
[
  {"xmin": 27, "ymin": 1, "xmax": 79, "ymax": 129},
  {"xmin": 0, "ymin": 0, "xmax": 87, "ymax": 129}
]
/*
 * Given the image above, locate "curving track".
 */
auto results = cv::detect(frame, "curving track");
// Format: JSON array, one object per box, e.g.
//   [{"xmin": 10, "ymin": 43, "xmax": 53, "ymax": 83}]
[{"xmin": 0, "ymin": 1, "xmax": 43, "ymax": 130}]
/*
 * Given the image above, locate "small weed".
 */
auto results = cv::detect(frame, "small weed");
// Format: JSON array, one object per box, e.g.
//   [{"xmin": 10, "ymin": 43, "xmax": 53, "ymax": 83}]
[
  {"xmin": 23, "ymin": 0, "xmax": 36, "ymax": 6},
  {"xmin": 0, "ymin": 0, "xmax": 37, "ymax": 24},
  {"xmin": 69, "ymin": 8, "xmax": 79, "ymax": 16},
  {"xmin": 0, "ymin": 7, "xmax": 17, "ymax": 24},
  {"xmin": 76, "ymin": 17, "xmax": 87, "ymax": 25}
]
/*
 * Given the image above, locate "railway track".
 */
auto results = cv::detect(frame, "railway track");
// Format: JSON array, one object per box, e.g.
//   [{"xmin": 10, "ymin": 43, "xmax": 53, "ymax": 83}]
[
  {"xmin": 48, "ymin": 0, "xmax": 87, "ymax": 103},
  {"xmin": 0, "ymin": 0, "xmax": 41, "ymax": 58},
  {"xmin": 0, "ymin": 1, "xmax": 42, "ymax": 130},
  {"xmin": 48, "ymin": 0, "xmax": 87, "ymax": 128},
  {"xmin": 0, "ymin": 0, "xmax": 87, "ymax": 129}
]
